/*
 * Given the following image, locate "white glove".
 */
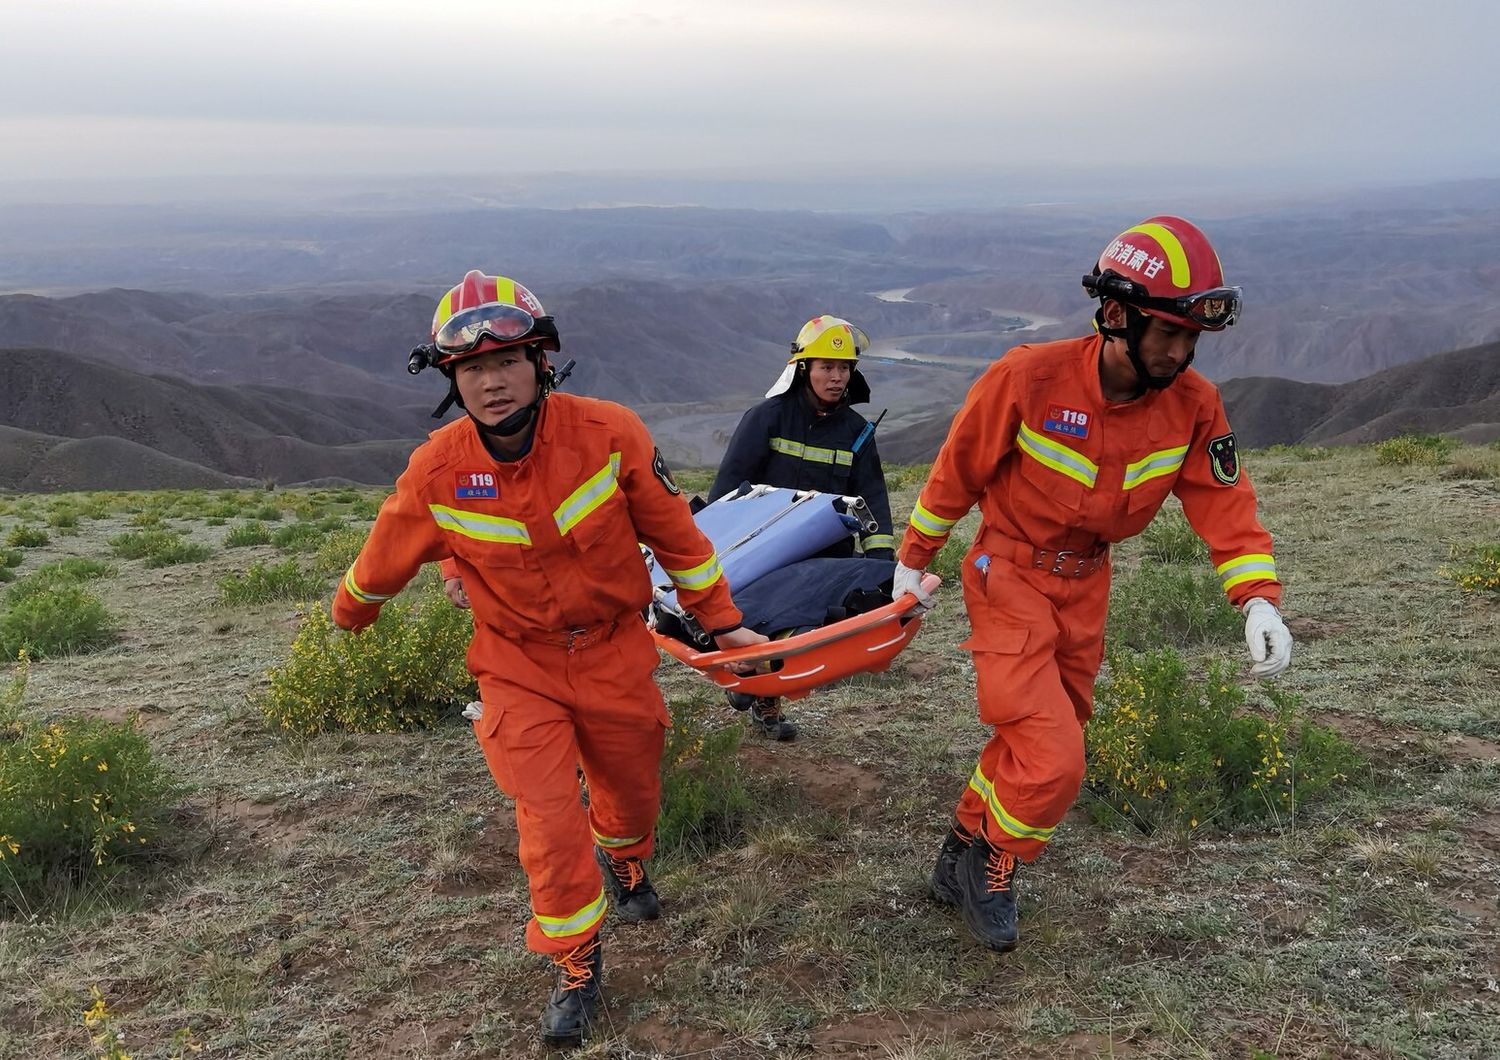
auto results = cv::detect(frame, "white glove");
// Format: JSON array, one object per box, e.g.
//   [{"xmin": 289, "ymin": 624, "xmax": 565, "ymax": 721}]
[
  {"xmin": 892, "ymin": 561, "xmax": 935, "ymax": 613},
  {"xmin": 462, "ymin": 701, "xmax": 484, "ymax": 722},
  {"xmin": 1242, "ymin": 598, "xmax": 1292, "ymax": 679}
]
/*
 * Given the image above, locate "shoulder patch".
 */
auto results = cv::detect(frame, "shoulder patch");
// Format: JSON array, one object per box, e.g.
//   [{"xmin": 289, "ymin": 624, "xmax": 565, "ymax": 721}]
[
  {"xmin": 652, "ymin": 448, "xmax": 681, "ymax": 495},
  {"xmin": 1208, "ymin": 432, "xmax": 1240, "ymax": 485}
]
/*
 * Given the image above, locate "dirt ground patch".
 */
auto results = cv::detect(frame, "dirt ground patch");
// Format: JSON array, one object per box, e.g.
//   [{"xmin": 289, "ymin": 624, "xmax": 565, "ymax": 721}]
[{"xmin": 740, "ymin": 743, "xmax": 888, "ymax": 817}]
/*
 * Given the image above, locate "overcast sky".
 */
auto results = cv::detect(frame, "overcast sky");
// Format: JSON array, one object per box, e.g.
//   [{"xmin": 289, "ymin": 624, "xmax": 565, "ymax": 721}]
[{"xmin": 2, "ymin": 0, "xmax": 1496, "ymax": 198}]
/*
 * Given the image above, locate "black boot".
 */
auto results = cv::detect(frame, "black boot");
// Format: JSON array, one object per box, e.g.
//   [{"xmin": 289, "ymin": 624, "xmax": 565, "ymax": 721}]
[
  {"xmin": 929, "ymin": 825, "xmax": 973, "ymax": 906},
  {"xmin": 540, "ymin": 936, "xmax": 603, "ymax": 1046},
  {"xmin": 595, "ymin": 846, "xmax": 661, "ymax": 922},
  {"xmin": 748, "ymin": 697, "xmax": 798, "ymax": 741},
  {"xmin": 956, "ymin": 835, "xmax": 1020, "ymax": 952}
]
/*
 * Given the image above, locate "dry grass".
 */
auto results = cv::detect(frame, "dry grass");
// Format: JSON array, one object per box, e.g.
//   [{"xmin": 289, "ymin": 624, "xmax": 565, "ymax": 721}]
[{"xmin": 1, "ymin": 450, "xmax": 1498, "ymax": 1058}]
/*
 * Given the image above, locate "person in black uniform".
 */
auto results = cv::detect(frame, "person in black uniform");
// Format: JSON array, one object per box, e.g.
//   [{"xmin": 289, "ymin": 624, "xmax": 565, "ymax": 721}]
[{"xmin": 708, "ymin": 315, "xmax": 894, "ymax": 740}]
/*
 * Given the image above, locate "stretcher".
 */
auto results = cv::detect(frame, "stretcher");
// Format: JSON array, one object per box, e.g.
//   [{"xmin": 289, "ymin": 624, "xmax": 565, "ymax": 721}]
[{"xmin": 645, "ymin": 485, "xmax": 941, "ymax": 700}]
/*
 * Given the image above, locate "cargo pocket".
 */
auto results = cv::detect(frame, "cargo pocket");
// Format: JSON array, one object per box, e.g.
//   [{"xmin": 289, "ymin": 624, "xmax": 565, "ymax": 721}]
[
  {"xmin": 960, "ymin": 624, "xmax": 1030, "ymax": 656},
  {"xmin": 961, "ymin": 624, "xmax": 1035, "ymax": 727}
]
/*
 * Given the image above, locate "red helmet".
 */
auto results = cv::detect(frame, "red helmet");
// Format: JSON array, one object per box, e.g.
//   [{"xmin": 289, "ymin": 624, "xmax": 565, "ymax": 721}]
[
  {"xmin": 1082, "ymin": 216, "xmax": 1241, "ymax": 331},
  {"xmin": 428, "ymin": 270, "xmax": 560, "ymax": 367}
]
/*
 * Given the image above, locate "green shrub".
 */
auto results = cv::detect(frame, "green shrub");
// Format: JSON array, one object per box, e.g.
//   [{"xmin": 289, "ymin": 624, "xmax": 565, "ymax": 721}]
[
  {"xmin": 46, "ymin": 510, "xmax": 79, "ymax": 529},
  {"xmin": 248, "ymin": 504, "xmax": 283, "ymax": 522},
  {"xmin": 260, "ymin": 591, "xmax": 475, "ymax": 736},
  {"xmin": 224, "ymin": 521, "xmax": 272, "ymax": 548},
  {"xmin": 346, "ymin": 498, "xmax": 384, "ymax": 521},
  {"xmin": 218, "ymin": 560, "xmax": 324, "ymax": 606},
  {"xmin": 1375, "ymin": 434, "xmax": 1459, "ymax": 466},
  {"xmin": 1086, "ymin": 649, "xmax": 1359, "ymax": 834},
  {"xmin": 0, "ymin": 549, "xmax": 22, "ymax": 569},
  {"xmin": 7, "ymin": 559, "xmax": 114, "ymax": 604},
  {"xmin": 109, "ymin": 528, "xmax": 177, "ymax": 560},
  {"xmin": 928, "ymin": 531, "xmax": 971, "ymax": 586},
  {"xmin": 5, "ymin": 526, "xmax": 49, "ymax": 549},
  {"xmin": 892, "ymin": 463, "xmax": 933, "ymax": 490},
  {"xmin": 313, "ymin": 528, "xmax": 367, "ymax": 577},
  {"xmin": 143, "ymin": 539, "xmax": 211, "ymax": 568},
  {"xmin": 0, "ymin": 567, "xmax": 12, "ymax": 584},
  {"xmin": 1442, "ymin": 543, "xmax": 1500, "ymax": 594},
  {"xmin": 127, "ymin": 510, "xmax": 166, "ymax": 529},
  {"xmin": 1139, "ymin": 509, "xmax": 1207, "ymax": 566},
  {"xmin": 0, "ymin": 586, "xmax": 120, "ymax": 660},
  {"xmin": 109, "ymin": 529, "xmax": 211, "ymax": 567},
  {"xmin": 656, "ymin": 694, "xmax": 751, "ymax": 858},
  {"xmin": 271, "ymin": 522, "xmax": 327, "ymax": 554},
  {"xmin": 1108, "ymin": 564, "xmax": 1242, "ymax": 651},
  {"xmin": 0, "ymin": 660, "xmax": 179, "ymax": 907}
]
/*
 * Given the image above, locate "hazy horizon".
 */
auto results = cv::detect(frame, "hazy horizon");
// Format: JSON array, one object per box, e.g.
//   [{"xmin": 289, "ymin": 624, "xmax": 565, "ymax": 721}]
[{"xmin": 4, "ymin": 2, "xmax": 1497, "ymax": 210}]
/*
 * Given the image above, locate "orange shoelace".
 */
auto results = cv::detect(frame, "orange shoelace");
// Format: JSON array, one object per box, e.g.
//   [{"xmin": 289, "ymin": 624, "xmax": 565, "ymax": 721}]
[
  {"xmin": 607, "ymin": 854, "xmax": 645, "ymax": 892},
  {"xmin": 986, "ymin": 849, "xmax": 1016, "ymax": 894},
  {"xmin": 554, "ymin": 937, "xmax": 599, "ymax": 990}
]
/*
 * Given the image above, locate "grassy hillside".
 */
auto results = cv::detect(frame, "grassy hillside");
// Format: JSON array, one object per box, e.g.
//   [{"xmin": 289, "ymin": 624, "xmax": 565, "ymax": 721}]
[{"xmin": 1, "ymin": 445, "xmax": 1498, "ymax": 1058}]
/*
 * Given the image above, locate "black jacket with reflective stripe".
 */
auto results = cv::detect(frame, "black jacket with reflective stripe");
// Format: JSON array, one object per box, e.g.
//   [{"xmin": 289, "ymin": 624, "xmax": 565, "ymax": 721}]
[{"xmin": 708, "ymin": 390, "xmax": 894, "ymax": 557}]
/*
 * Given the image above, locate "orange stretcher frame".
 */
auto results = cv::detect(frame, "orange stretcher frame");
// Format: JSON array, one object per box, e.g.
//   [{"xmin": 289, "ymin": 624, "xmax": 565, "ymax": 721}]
[{"xmin": 651, "ymin": 573, "xmax": 941, "ymax": 701}]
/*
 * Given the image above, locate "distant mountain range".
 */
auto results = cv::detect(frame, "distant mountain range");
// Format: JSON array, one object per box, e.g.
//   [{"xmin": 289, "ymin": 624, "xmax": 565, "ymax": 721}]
[
  {"xmin": 3, "ymin": 337, "xmax": 1496, "ymax": 491},
  {"xmin": 3, "ymin": 190, "xmax": 1499, "ymax": 488},
  {"xmin": 879, "ymin": 340, "xmax": 1500, "ymax": 464},
  {"xmin": 1220, "ymin": 340, "xmax": 1500, "ymax": 447}
]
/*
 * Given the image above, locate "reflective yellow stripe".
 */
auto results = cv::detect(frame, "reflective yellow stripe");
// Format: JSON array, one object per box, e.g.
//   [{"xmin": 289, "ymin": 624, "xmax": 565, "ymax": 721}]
[
  {"xmin": 770, "ymin": 437, "xmax": 853, "ymax": 467},
  {"xmin": 968, "ymin": 764, "xmax": 1057, "ymax": 842},
  {"xmin": 428, "ymin": 504, "xmax": 531, "ymax": 545},
  {"xmin": 535, "ymin": 889, "xmax": 607, "ymax": 939},
  {"xmin": 1123, "ymin": 445, "xmax": 1190, "ymax": 490},
  {"xmin": 592, "ymin": 830, "xmax": 643, "ymax": 850},
  {"xmin": 1017, "ymin": 422, "xmax": 1098, "ymax": 489},
  {"xmin": 862, "ymin": 534, "xmax": 896, "ymax": 552},
  {"xmin": 554, "ymin": 452, "xmax": 622, "ymax": 536},
  {"xmin": 1216, "ymin": 553, "xmax": 1278, "ymax": 592},
  {"xmin": 1124, "ymin": 222, "xmax": 1192, "ymax": 289},
  {"xmin": 342, "ymin": 567, "xmax": 393, "ymax": 604},
  {"xmin": 664, "ymin": 553, "xmax": 723, "ymax": 592},
  {"xmin": 909, "ymin": 501, "xmax": 957, "ymax": 538}
]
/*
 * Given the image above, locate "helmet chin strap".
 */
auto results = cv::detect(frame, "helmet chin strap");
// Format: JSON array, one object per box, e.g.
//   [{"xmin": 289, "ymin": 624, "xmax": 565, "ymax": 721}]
[{"xmin": 1095, "ymin": 305, "xmax": 1194, "ymax": 394}]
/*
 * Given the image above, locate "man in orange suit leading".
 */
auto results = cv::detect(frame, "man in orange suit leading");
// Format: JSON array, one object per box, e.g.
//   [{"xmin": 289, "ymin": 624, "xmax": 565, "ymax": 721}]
[
  {"xmin": 893, "ymin": 217, "xmax": 1293, "ymax": 953},
  {"xmin": 332, "ymin": 270, "xmax": 766, "ymax": 1046}
]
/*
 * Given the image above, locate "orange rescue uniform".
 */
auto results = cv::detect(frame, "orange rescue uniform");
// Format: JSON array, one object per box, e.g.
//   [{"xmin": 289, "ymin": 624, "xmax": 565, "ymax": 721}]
[
  {"xmin": 900, "ymin": 334, "xmax": 1282, "ymax": 861},
  {"xmin": 333, "ymin": 393, "xmax": 741, "ymax": 953}
]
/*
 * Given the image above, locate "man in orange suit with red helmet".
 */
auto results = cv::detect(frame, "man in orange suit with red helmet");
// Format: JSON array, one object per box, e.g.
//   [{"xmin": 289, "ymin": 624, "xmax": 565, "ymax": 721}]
[
  {"xmin": 893, "ymin": 217, "xmax": 1293, "ymax": 953},
  {"xmin": 332, "ymin": 270, "xmax": 766, "ymax": 1046}
]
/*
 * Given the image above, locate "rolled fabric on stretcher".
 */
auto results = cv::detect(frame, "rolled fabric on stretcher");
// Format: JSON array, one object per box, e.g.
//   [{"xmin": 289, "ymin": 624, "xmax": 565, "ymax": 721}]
[
  {"xmin": 646, "ymin": 484, "xmax": 940, "ymax": 700},
  {"xmin": 645, "ymin": 484, "xmax": 875, "ymax": 613}
]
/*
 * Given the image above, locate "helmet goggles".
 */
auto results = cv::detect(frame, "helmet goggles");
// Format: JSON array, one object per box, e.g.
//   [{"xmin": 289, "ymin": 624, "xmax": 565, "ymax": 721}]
[
  {"xmin": 434, "ymin": 301, "xmax": 559, "ymax": 357},
  {"xmin": 1084, "ymin": 269, "xmax": 1243, "ymax": 331}
]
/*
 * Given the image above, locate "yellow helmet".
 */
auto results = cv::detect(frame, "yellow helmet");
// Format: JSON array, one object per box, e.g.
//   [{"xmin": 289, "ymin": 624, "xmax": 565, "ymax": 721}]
[{"xmin": 789, "ymin": 316, "xmax": 869, "ymax": 363}]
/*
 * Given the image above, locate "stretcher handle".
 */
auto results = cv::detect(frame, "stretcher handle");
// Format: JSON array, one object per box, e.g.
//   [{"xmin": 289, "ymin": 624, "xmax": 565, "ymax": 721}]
[{"xmin": 678, "ymin": 572, "xmax": 941, "ymax": 671}]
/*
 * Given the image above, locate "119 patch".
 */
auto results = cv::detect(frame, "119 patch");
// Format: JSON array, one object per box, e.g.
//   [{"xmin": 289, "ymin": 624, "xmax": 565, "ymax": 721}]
[
  {"xmin": 455, "ymin": 470, "xmax": 499, "ymax": 499},
  {"xmin": 1043, "ymin": 404, "xmax": 1091, "ymax": 439},
  {"xmin": 1208, "ymin": 432, "xmax": 1240, "ymax": 485}
]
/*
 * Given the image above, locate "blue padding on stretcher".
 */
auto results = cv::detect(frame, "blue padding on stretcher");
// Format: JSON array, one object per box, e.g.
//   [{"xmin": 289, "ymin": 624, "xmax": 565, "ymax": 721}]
[{"xmin": 648, "ymin": 486, "xmax": 857, "ymax": 612}]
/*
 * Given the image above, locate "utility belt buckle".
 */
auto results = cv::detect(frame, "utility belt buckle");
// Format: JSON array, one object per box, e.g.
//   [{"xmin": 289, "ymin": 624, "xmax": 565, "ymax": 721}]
[
  {"xmin": 1033, "ymin": 545, "xmax": 1106, "ymax": 578},
  {"xmin": 563, "ymin": 620, "xmax": 616, "ymax": 654}
]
